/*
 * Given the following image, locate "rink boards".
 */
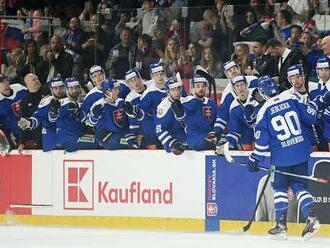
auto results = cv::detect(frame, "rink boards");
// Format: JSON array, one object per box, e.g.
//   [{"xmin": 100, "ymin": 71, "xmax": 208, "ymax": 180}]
[{"xmin": 0, "ymin": 150, "xmax": 329, "ymax": 236}]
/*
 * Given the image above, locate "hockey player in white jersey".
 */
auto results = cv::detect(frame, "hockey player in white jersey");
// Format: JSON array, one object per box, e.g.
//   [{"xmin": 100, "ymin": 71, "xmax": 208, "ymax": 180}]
[{"xmin": 246, "ymin": 76, "xmax": 320, "ymax": 240}]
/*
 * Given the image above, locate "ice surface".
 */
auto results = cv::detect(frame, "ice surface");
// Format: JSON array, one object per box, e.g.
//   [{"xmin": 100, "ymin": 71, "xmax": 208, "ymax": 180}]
[{"xmin": 0, "ymin": 226, "xmax": 328, "ymax": 248}]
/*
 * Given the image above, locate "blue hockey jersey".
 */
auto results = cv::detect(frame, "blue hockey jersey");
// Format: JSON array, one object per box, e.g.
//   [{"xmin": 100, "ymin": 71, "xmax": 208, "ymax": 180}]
[
  {"xmin": 155, "ymin": 97, "xmax": 186, "ymax": 152},
  {"xmin": 253, "ymin": 92, "xmax": 317, "ymax": 167},
  {"xmin": 214, "ymin": 76, "xmax": 259, "ymax": 134},
  {"xmin": 31, "ymin": 95, "xmax": 58, "ymax": 151},
  {"xmin": 0, "ymin": 84, "xmax": 27, "ymax": 138},
  {"xmin": 182, "ymin": 95, "xmax": 217, "ymax": 150},
  {"xmin": 81, "ymin": 87, "xmax": 103, "ymax": 122},
  {"xmin": 226, "ymin": 89, "xmax": 260, "ymax": 148}
]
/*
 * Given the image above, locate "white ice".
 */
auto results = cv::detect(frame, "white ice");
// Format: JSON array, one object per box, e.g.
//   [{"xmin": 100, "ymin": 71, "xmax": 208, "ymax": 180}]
[{"xmin": 0, "ymin": 225, "xmax": 329, "ymax": 248}]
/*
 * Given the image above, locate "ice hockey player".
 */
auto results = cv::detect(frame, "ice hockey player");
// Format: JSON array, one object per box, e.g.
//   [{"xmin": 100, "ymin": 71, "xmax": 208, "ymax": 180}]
[
  {"xmin": 49, "ymin": 77, "xmax": 97, "ymax": 152},
  {"xmin": 246, "ymin": 75, "xmax": 320, "ymax": 240},
  {"xmin": 180, "ymin": 74, "xmax": 217, "ymax": 151},
  {"xmin": 155, "ymin": 78, "xmax": 187, "ymax": 155},
  {"xmin": 89, "ymin": 78, "xmax": 129, "ymax": 150}
]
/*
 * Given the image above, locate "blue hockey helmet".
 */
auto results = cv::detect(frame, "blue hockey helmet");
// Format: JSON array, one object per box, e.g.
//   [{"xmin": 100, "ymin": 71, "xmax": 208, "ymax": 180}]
[
  {"xmin": 258, "ymin": 76, "xmax": 279, "ymax": 99},
  {"xmin": 164, "ymin": 78, "xmax": 182, "ymax": 91},
  {"xmin": 191, "ymin": 73, "xmax": 208, "ymax": 86},
  {"xmin": 101, "ymin": 78, "xmax": 120, "ymax": 95},
  {"xmin": 48, "ymin": 76, "xmax": 64, "ymax": 88},
  {"xmin": 125, "ymin": 68, "xmax": 141, "ymax": 81},
  {"xmin": 149, "ymin": 62, "xmax": 164, "ymax": 75},
  {"xmin": 64, "ymin": 77, "xmax": 80, "ymax": 88}
]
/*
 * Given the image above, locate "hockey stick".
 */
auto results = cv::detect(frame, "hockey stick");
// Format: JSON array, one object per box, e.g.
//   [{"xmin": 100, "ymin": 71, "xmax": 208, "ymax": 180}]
[
  {"xmin": 195, "ymin": 65, "xmax": 217, "ymax": 103},
  {"xmin": 240, "ymin": 172, "xmax": 272, "ymax": 233}
]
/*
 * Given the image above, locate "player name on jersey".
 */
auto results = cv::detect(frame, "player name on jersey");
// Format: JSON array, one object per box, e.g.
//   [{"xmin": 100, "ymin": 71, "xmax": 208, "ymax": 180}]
[{"xmin": 270, "ymin": 102, "xmax": 290, "ymax": 115}]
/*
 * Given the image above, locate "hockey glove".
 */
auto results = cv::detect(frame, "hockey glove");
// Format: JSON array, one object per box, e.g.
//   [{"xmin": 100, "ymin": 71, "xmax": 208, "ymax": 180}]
[
  {"xmin": 68, "ymin": 102, "xmax": 80, "ymax": 118},
  {"xmin": 215, "ymin": 138, "xmax": 228, "ymax": 156},
  {"xmin": 170, "ymin": 141, "xmax": 187, "ymax": 155},
  {"xmin": 171, "ymin": 100, "xmax": 185, "ymax": 120},
  {"xmin": 247, "ymin": 153, "xmax": 260, "ymax": 172},
  {"xmin": 49, "ymin": 99, "xmax": 61, "ymax": 117},
  {"xmin": 205, "ymin": 131, "xmax": 218, "ymax": 145},
  {"xmin": 91, "ymin": 104, "xmax": 104, "ymax": 119},
  {"xmin": 17, "ymin": 117, "xmax": 38, "ymax": 130},
  {"xmin": 124, "ymin": 102, "xmax": 143, "ymax": 120},
  {"xmin": 312, "ymin": 91, "xmax": 330, "ymax": 111},
  {"xmin": 125, "ymin": 134, "xmax": 140, "ymax": 149},
  {"xmin": 244, "ymin": 104, "xmax": 257, "ymax": 127}
]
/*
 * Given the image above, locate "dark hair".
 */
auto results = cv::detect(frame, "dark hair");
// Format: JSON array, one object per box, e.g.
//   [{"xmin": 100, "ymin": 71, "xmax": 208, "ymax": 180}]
[
  {"xmin": 291, "ymin": 24, "xmax": 303, "ymax": 33},
  {"xmin": 279, "ymin": 9, "xmax": 292, "ymax": 24},
  {"xmin": 0, "ymin": 74, "xmax": 8, "ymax": 84},
  {"xmin": 254, "ymin": 37, "xmax": 267, "ymax": 46},
  {"xmin": 266, "ymin": 38, "xmax": 284, "ymax": 48}
]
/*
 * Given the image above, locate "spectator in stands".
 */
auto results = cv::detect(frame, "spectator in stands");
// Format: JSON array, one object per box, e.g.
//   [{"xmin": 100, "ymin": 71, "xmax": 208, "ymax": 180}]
[
  {"xmin": 300, "ymin": 31, "xmax": 323, "ymax": 81},
  {"xmin": 106, "ymin": 27, "xmax": 135, "ymax": 79},
  {"xmin": 2, "ymin": 47, "xmax": 25, "ymax": 83},
  {"xmin": 17, "ymin": 73, "xmax": 50, "ymax": 154},
  {"xmin": 134, "ymin": 33, "xmax": 158, "ymax": 80},
  {"xmin": 0, "ymin": 0, "xmax": 16, "ymax": 16},
  {"xmin": 321, "ymin": 35, "xmax": 330, "ymax": 57},
  {"xmin": 81, "ymin": 14, "xmax": 109, "ymax": 69},
  {"xmin": 16, "ymin": 40, "xmax": 40, "ymax": 80},
  {"xmin": 197, "ymin": 9, "xmax": 215, "ymax": 50},
  {"xmin": 273, "ymin": 9, "xmax": 292, "ymax": 42},
  {"xmin": 232, "ymin": 43, "xmax": 253, "ymax": 75},
  {"xmin": 36, "ymin": 35, "xmax": 74, "ymax": 83},
  {"xmin": 286, "ymin": 24, "xmax": 303, "ymax": 48},
  {"xmin": 160, "ymin": 37, "xmax": 182, "ymax": 78},
  {"xmin": 186, "ymin": 42, "xmax": 201, "ymax": 67},
  {"xmin": 163, "ymin": 19, "xmax": 184, "ymax": 47},
  {"xmin": 246, "ymin": 38, "xmax": 276, "ymax": 77},
  {"xmin": 285, "ymin": 0, "xmax": 313, "ymax": 23},
  {"xmin": 23, "ymin": 9, "xmax": 46, "ymax": 49},
  {"xmin": 63, "ymin": 17, "xmax": 87, "ymax": 80},
  {"xmin": 240, "ymin": 9, "xmax": 272, "ymax": 41},
  {"xmin": 200, "ymin": 47, "xmax": 223, "ymax": 79},
  {"xmin": 79, "ymin": 1, "xmax": 95, "ymax": 21},
  {"xmin": 267, "ymin": 38, "xmax": 307, "ymax": 91},
  {"xmin": 177, "ymin": 50, "xmax": 194, "ymax": 79}
]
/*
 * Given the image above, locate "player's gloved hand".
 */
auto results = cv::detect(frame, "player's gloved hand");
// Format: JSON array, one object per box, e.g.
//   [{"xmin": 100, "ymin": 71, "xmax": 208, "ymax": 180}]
[
  {"xmin": 205, "ymin": 131, "xmax": 218, "ymax": 144},
  {"xmin": 68, "ymin": 102, "xmax": 80, "ymax": 118},
  {"xmin": 313, "ymin": 91, "xmax": 330, "ymax": 111},
  {"xmin": 91, "ymin": 104, "xmax": 104, "ymax": 119},
  {"xmin": 49, "ymin": 99, "xmax": 61, "ymax": 116},
  {"xmin": 126, "ymin": 134, "xmax": 140, "ymax": 149},
  {"xmin": 244, "ymin": 104, "xmax": 257, "ymax": 127},
  {"xmin": 215, "ymin": 138, "xmax": 228, "ymax": 156},
  {"xmin": 247, "ymin": 153, "xmax": 260, "ymax": 172},
  {"xmin": 171, "ymin": 100, "xmax": 185, "ymax": 120},
  {"xmin": 17, "ymin": 117, "xmax": 32, "ymax": 130},
  {"xmin": 170, "ymin": 141, "xmax": 187, "ymax": 155},
  {"xmin": 124, "ymin": 102, "xmax": 143, "ymax": 120}
]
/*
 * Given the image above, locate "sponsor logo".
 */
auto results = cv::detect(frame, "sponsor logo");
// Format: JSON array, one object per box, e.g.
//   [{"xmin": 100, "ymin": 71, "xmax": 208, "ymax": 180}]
[
  {"xmin": 206, "ymin": 203, "xmax": 218, "ymax": 217},
  {"xmin": 63, "ymin": 160, "xmax": 94, "ymax": 210}
]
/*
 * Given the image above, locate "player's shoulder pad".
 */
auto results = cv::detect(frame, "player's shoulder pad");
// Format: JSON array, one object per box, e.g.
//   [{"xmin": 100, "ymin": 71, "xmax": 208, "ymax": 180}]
[
  {"xmin": 84, "ymin": 87, "xmax": 102, "ymax": 100},
  {"xmin": 38, "ymin": 95, "xmax": 54, "ymax": 108},
  {"xmin": 181, "ymin": 95, "xmax": 196, "ymax": 104},
  {"xmin": 157, "ymin": 97, "xmax": 171, "ymax": 118}
]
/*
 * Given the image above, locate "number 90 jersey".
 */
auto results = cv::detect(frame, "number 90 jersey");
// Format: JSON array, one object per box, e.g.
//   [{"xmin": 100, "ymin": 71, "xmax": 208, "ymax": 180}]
[{"xmin": 253, "ymin": 92, "xmax": 317, "ymax": 167}]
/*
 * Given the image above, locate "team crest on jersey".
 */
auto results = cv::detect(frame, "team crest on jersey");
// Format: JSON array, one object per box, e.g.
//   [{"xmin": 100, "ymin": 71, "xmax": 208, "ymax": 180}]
[
  {"xmin": 113, "ymin": 109, "xmax": 125, "ymax": 127},
  {"xmin": 202, "ymin": 106, "xmax": 213, "ymax": 121},
  {"xmin": 11, "ymin": 100, "xmax": 22, "ymax": 117}
]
